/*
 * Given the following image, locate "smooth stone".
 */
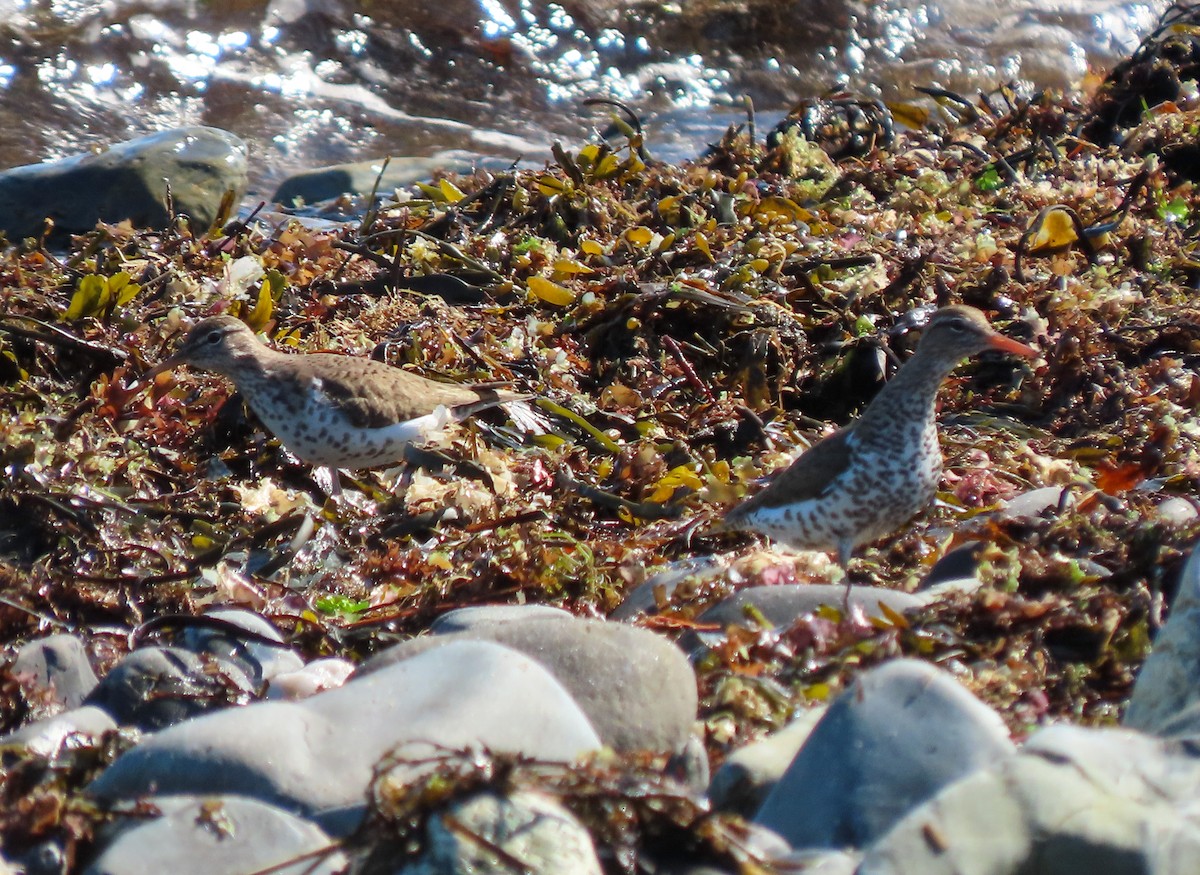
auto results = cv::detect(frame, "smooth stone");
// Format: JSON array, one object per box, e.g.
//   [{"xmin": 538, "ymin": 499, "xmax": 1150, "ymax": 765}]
[
  {"xmin": 360, "ymin": 614, "xmax": 696, "ymax": 754},
  {"xmin": 609, "ymin": 555, "xmax": 732, "ymax": 620},
  {"xmin": 919, "ymin": 541, "xmax": 985, "ymax": 589},
  {"xmin": 430, "ymin": 604, "xmax": 574, "ymax": 635},
  {"xmin": 695, "ymin": 584, "xmax": 922, "ymax": 634},
  {"xmin": 84, "ymin": 795, "xmax": 344, "ymax": 875},
  {"xmin": 859, "ymin": 724, "xmax": 1200, "ymax": 874},
  {"xmin": 1157, "ymin": 496, "xmax": 1199, "ymax": 525},
  {"xmin": 272, "ymin": 151, "xmax": 513, "ymax": 205},
  {"xmin": 83, "ymin": 647, "xmax": 256, "ymax": 731},
  {"xmin": 401, "ymin": 791, "xmax": 601, "ymax": 875},
  {"xmin": 266, "ymin": 657, "xmax": 355, "ymax": 700},
  {"xmin": 2, "ymin": 706, "xmax": 116, "ymax": 756},
  {"xmin": 88, "ymin": 641, "xmax": 601, "ymax": 835},
  {"xmin": 1127, "ymin": 542, "xmax": 1200, "ymax": 733},
  {"xmin": 708, "ymin": 708, "xmax": 825, "ymax": 816},
  {"xmin": 998, "ymin": 486, "xmax": 1073, "ymax": 520},
  {"xmin": 177, "ymin": 608, "xmax": 304, "ymax": 684},
  {"xmin": 0, "ymin": 127, "xmax": 247, "ymax": 238},
  {"xmin": 12, "ymin": 633, "xmax": 98, "ymax": 709},
  {"xmin": 754, "ymin": 659, "xmax": 1013, "ymax": 851}
]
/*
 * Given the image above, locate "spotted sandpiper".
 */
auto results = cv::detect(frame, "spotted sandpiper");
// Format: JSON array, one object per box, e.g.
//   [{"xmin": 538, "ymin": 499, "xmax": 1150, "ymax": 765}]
[
  {"xmin": 721, "ymin": 305, "xmax": 1037, "ymax": 566},
  {"xmin": 144, "ymin": 315, "xmax": 529, "ymax": 469}
]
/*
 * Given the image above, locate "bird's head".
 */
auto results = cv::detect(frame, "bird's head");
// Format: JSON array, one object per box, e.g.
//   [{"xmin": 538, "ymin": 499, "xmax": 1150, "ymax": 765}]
[
  {"xmin": 144, "ymin": 314, "xmax": 262, "ymax": 381},
  {"xmin": 917, "ymin": 305, "xmax": 1037, "ymax": 362}
]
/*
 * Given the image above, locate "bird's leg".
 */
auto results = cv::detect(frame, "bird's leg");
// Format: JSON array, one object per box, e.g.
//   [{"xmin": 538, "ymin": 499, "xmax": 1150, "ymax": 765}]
[{"xmin": 838, "ymin": 541, "xmax": 855, "ymax": 618}]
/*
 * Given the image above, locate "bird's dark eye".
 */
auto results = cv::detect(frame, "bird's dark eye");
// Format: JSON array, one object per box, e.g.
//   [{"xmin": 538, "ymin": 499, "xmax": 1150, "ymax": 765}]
[
  {"xmin": 948, "ymin": 319, "xmax": 968, "ymax": 333},
  {"xmin": 206, "ymin": 331, "xmax": 222, "ymax": 345}
]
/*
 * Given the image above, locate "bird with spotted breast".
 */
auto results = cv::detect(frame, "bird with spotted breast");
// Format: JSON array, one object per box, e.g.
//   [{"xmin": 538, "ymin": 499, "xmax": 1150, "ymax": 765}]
[
  {"xmin": 143, "ymin": 314, "xmax": 530, "ymax": 469},
  {"xmin": 721, "ymin": 305, "xmax": 1037, "ymax": 566}
]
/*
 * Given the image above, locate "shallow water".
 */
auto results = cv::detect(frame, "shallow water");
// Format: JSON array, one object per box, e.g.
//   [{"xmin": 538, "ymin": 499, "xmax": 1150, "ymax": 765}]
[{"xmin": 0, "ymin": 0, "xmax": 1169, "ymax": 196}]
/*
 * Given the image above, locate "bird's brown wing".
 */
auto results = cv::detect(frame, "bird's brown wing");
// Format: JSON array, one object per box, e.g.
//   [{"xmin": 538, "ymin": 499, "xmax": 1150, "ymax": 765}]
[
  {"xmin": 725, "ymin": 427, "xmax": 855, "ymax": 519},
  {"xmin": 302, "ymin": 355, "xmax": 518, "ymax": 429}
]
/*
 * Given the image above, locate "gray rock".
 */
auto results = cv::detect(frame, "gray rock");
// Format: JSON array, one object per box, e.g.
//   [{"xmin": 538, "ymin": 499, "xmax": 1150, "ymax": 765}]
[
  {"xmin": 2, "ymin": 706, "xmax": 116, "ymax": 756},
  {"xmin": 89, "ymin": 641, "xmax": 601, "ymax": 835},
  {"xmin": 1157, "ymin": 496, "xmax": 1199, "ymax": 525},
  {"xmin": 755, "ymin": 659, "xmax": 1013, "ymax": 850},
  {"xmin": 430, "ymin": 604, "xmax": 574, "ymax": 635},
  {"xmin": 0, "ymin": 127, "xmax": 247, "ymax": 238},
  {"xmin": 919, "ymin": 541, "xmax": 985, "ymax": 589},
  {"xmin": 998, "ymin": 486, "xmax": 1073, "ymax": 520},
  {"xmin": 176, "ymin": 609, "xmax": 304, "ymax": 684},
  {"xmin": 12, "ymin": 633, "xmax": 98, "ymax": 709},
  {"xmin": 401, "ymin": 791, "xmax": 601, "ymax": 875},
  {"xmin": 709, "ymin": 708, "xmax": 825, "ymax": 816},
  {"xmin": 84, "ymin": 795, "xmax": 344, "ymax": 875},
  {"xmin": 83, "ymin": 646, "xmax": 256, "ymax": 731},
  {"xmin": 610, "ymin": 555, "xmax": 732, "ymax": 620},
  {"xmin": 1127, "ymin": 542, "xmax": 1200, "ymax": 733},
  {"xmin": 272, "ymin": 152, "xmax": 513, "ymax": 206},
  {"xmin": 692, "ymin": 585, "xmax": 922, "ymax": 642},
  {"xmin": 859, "ymin": 724, "xmax": 1200, "ymax": 875},
  {"xmin": 360, "ymin": 613, "xmax": 696, "ymax": 754}
]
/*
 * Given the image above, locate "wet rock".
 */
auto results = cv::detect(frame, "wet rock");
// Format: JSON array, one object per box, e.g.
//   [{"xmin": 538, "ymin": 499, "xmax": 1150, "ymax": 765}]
[
  {"xmin": 859, "ymin": 724, "xmax": 1200, "ymax": 874},
  {"xmin": 430, "ymin": 604, "xmax": 574, "ymax": 634},
  {"xmin": 609, "ymin": 554, "xmax": 732, "ymax": 620},
  {"xmin": 84, "ymin": 795, "xmax": 344, "ymax": 875},
  {"xmin": 175, "ymin": 608, "xmax": 305, "ymax": 684},
  {"xmin": 1157, "ymin": 496, "xmax": 1199, "ymax": 525},
  {"xmin": 361, "ymin": 611, "xmax": 696, "ymax": 754},
  {"xmin": 402, "ymin": 791, "xmax": 601, "ymax": 875},
  {"xmin": 689, "ymin": 585, "xmax": 923, "ymax": 650},
  {"xmin": 0, "ymin": 126, "xmax": 247, "ymax": 238},
  {"xmin": 754, "ymin": 659, "xmax": 1013, "ymax": 850},
  {"xmin": 2, "ymin": 706, "xmax": 116, "ymax": 756},
  {"xmin": 89, "ymin": 641, "xmax": 601, "ymax": 835},
  {"xmin": 12, "ymin": 633, "xmax": 98, "ymax": 709},
  {"xmin": 83, "ymin": 646, "xmax": 257, "ymax": 731},
  {"xmin": 1127, "ymin": 542, "xmax": 1200, "ymax": 733},
  {"xmin": 919, "ymin": 541, "xmax": 985, "ymax": 589},
  {"xmin": 709, "ymin": 708, "xmax": 825, "ymax": 816},
  {"xmin": 998, "ymin": 485, "xmax": 1073, "ymax": 520},
  {"xmin": 272, "ymin": 152, "xmax": 514, "ymax": 206}
]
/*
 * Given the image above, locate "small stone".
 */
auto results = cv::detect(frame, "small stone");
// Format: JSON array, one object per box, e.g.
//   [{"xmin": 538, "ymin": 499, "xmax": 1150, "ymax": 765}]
[
  {"xmin": 2, "ymin": 706, "xmax": 116, "ymax": 756},
  {"xmin": 12, "ymin": 633, "xmax": 98, "ymax": 709},
  {"xmin": 754, "ymin": 659, "xmax": 1013, "ymax": 850},
  {"xmin": 430, "ymin": 604, "xmax": 574, "ymax": 634},
  {"xmin": 360, "ymin": 612, "xmax": 697, "ymax": 755},
  {"xmin": 401, "ymin": 791, "xmax": 601, "ymax": 875},
  {"xmin": 176, "ymin": 609, "xmax": 304, "ymax": 684},
  {"xmin": 83, "ymin": 795, "xmax": 344, "ymax": 875},
  {"xmin": 998, "ymin": 486, "xmax": 1073, "ymax": 520},
  {"xmin": 685, "ymin": 584, "xmax": 924, "ymax": 652},
  {"xmin": 272, "ymin": 152, "xmax": 517, "ymax": 206},
  {"xmin": 83, "ymin": 647, "xmax": 256, "ymax": 730},
  {"xmin": 1157, "ymin": 496, "xmax": 1199, "ymax": 525},
  {"xmin": 709, "ymin": 708, "xmax": 825, "ymax": 816}
]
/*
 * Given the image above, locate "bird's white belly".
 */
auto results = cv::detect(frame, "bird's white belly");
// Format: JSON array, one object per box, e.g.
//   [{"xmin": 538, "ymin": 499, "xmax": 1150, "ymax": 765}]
[{"xmin": 252, "ymin": 398, "xmax": 451, "ymax": 468}]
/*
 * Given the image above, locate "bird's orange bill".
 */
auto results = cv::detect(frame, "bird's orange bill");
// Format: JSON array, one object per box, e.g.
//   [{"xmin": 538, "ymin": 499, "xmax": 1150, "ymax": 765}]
[{"xmin": 986, "ymin": 334, "xmax": 1037, "ymax": 358}]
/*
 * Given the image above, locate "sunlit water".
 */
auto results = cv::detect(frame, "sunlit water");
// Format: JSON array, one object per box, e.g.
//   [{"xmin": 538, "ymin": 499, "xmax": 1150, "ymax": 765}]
[{"xmin": 0, "ymin": 0, "xmax": 1168, "ymax": 198}]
